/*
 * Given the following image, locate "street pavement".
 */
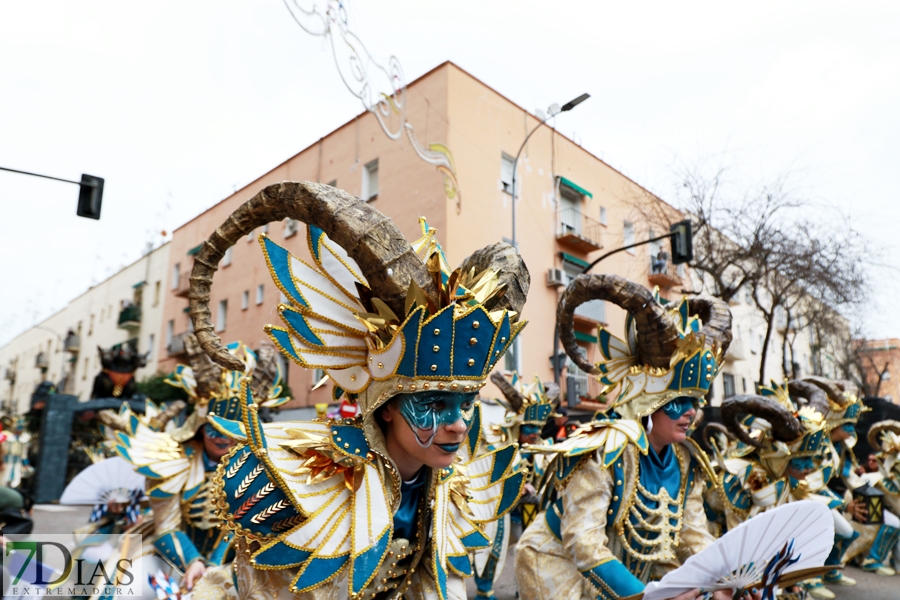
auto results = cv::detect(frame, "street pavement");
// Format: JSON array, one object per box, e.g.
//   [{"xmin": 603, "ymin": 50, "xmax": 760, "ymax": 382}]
[{"xmin": 27, "ymin": 505, "xmax": 900, "ymax": 600}]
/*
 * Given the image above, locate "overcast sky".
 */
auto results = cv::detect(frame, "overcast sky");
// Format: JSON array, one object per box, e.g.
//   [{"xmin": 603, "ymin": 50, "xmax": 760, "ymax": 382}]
[{"xmin": 1, "ymin": 1, "xmax": 898, "ymax": 346}]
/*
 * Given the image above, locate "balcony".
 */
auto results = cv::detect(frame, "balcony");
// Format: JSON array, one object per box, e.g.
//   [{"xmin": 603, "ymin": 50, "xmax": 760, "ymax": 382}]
[
  {"xmin": 573, "ymin": 299, "xmax": 606, "ymax": 324},
  {"xmin": 556, "ymin": 208, "xmax": 604, "ymax": 253},
  {"xmin": 63, "ymin": 332, "xmax": 81, "ymax": 354},
  {"xmin": 117, "ymin": 304, "xmax": 142, "ymax": 330},
  {"xmin": 174, "ymin": 273, "xmax": 191, "ymax": 298},
  {"xmin": 648, "ymin": 257, "xmax": 682, "ymax": 289},
  {"xmin": 167, "ymin": 332, "xmax": 188, "ymax": 356},
  {"xmin": 724, "ymin": 339, "xmax": 748, "ymax": 362}
]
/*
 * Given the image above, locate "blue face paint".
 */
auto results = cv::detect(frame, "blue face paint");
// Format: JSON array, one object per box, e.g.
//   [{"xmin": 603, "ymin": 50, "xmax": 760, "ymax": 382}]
[
  {"xmin": 203, "ymin": 423, "xmax": 228, "ymax": 439},
  {"xmin": 661, "ymin": 396, "xmax": 697, "ymax": 421},
  {"xmin": 521, "ymin": 424, "xmax": 541, "ymax": 436},
  {"xmin": 841, "ymin": 423, "xmax": 856, "ymax": 436},
  {"xmin": 395, "ymin": 391, "xmax": 476, "ymax": 448}
]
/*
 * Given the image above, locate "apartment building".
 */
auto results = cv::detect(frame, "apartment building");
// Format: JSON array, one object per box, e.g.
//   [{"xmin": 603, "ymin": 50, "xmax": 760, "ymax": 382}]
[
  {"xmin": 0, "ymin": 243, "xmax": 170, "ymax": 414},
  {"xmin": 858, "ymin": 338, "xmax": 900, "ymax": 402},
  {"xmin": 158, "ymin": 61, "xmax": 691, "ymax": 409}
]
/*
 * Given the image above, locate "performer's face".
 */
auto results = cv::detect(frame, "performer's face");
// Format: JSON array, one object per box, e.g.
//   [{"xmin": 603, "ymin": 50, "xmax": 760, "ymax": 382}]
[
  {"xmin": 381, "ymin": 391, "xmax": 475, "ymax": 473},
  {"xmin": 648, "ymin": 397, "xmax": 697, "ymax": 449},
  {"xmin": 202, "ymin": 424, "xmax": 237, "ymax": 462},
  {"xmin": 519, "ymin": 424, "xmax": 542, "ymax": 445}
]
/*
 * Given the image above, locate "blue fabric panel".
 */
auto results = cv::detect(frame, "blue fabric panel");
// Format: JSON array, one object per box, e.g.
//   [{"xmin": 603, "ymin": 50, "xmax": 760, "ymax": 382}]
[
  {"xmin": 254, "ymin": 542, "xmax": 311, "ymax": 568},
  {"xmin": 608, "ymin": 460, "xmax": 625, "ymax": 523},
  {"xmin": 447, "ymin": 554, "xmax": 472, "ymax": 577},
  {"xmin": 459, "ymin": 529, "xmax": 491, "ymax": 549},
  {"xmin": 490, "ymin": 445, "xmax": 516, "ymax": 483},
  {"xmin": 545, "ymin": 498, "xmax": 564, "ymax": 541},
  {"xmin": 497, "ymin": 472, "xmax": 524, "ymax": 516},
  {"xmin": 486, "ymin": 313, "xmax": 512, "ymax": 374},
  {"xmin": 395, "ymin": 308, "xmax": 424, "ymax": 377},
  {"xmin": 679, "ymin": 353, "xmax": 701, "ymax": 389},
  {"xmin": 466, "ymin": 402, "xmax": 482, "ymax": 457},
  {"xmin": 667, "ymin": 361, "xmax": 684, "ymax": 392},
  {"xmin": 599, "ymin": 329, "xmax": 613, "ymax": 359},
  {"xmin": 452, "ymin": 306, "xmax": 494, "ymax": 378},
  {"xmin": 418, "ymin": 306, "xmax": 454, "ymax": 378},
  {"xmin": 582, "ymin": 558, "xmax": 644, "ymax": 599},
  {"xmin": 147, "ymin": 487, "xmax": 174, "ymax": 499},
  {"xmin": 280, "ymin": 307, "xmax": 325, "ymax": 347},
  {"xmin": 434, "ymin": 548, "xmax": 449, "ymax": 600},
  {"xmin": 262, "ymin": 237, "xmax": 307, "ymax": 307},
  {"xmin": 308, "ymin": 226, "xmax": 325, "ymax": 261},
  {"xmin": 267, "ymin": 327, "xmax": 302, "ymax": 363},
  {"xmin": 208, "ymin": 415, "xmax": 247, "ymax": 441},
  {"xmin": 207, "ymin": 531, "xmax": 234, "ymax": 566},
  {"xmin": 136, "ymin": 465, "xmax": 160, "ymax": 478},
  {"xmin": 351, "ymin": 528, "xmax": 391, "ymax": 594},
  {"xmin": 293, "ymin": 555, "xmax": 350, "ymax": 592},
  {"xmin": 331, "ymin": 425, "xmax": 370, "ymax": 457}
]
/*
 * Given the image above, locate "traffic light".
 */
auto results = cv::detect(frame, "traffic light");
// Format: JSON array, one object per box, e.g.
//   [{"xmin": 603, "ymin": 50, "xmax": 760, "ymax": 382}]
[
  {"xmin": 670, "ymin": 219, "xmax": 693, "ymax": 264},
  {"xmin": 76, "ymin": 174, "xmax": 104, "ymax": 220}
]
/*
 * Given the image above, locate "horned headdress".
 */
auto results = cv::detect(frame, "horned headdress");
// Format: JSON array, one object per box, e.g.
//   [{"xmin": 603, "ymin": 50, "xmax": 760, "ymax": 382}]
[
  {"xmin": 557, "ymin": 273, "xmax": 732, "ymax": 420},
  {"xmin": 186, "ymin": 182, "xmax": 529, "ymax": 417}
]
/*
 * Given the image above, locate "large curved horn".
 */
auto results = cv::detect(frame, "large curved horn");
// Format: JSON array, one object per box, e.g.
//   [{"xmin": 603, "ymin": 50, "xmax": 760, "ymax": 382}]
[
  {"xmin": 250, "ymin": 344, "xmax": 280, "ymax": 400},
  {"xmin": 688, "ymin": 297, "xmax": 733, "ymax": 356},
  {"xmin": 189, "ymin": 182, "xmax": 439, "ymax": 370},
  {"xmin": 868, "ymin": 420, "xmax": 900, "ymax": 452},
  {"xmin": 184, "ymin": 334, "xmax": 222, "ymax": 399},
  {"xmin": 702, "ymin": 421, "xmax": 733, "ymax": 450},
  {"xmin": 721, "ymin": 395, "xmax": 803, "ymax": 447},
  {"xmin": 542, "ymin": 381, "xmax": 561, "ymax": 405},
  {"xmin": 557, "ymin": 274, "xmax": 680, "ymax": 374},
  {"xmin": 787, "ymin": 380, "xmax": 830, "ymax": 416},
  {"xmin": 490, "ymin": 371, "xmax": 525, "ymax": 413},
  {"xmin": 457, "ymin": 242, "xmax": 530, "ymax": 317},
  {"xmin": 802, "ymin": 377, "xmax": 851, "ymax": 408}
]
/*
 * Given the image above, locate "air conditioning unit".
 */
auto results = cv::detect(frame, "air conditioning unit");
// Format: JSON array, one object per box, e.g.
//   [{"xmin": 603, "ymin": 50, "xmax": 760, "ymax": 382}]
[{"xmin": 546, "ymin": 268, "xmax": 566, "ymax": 288}]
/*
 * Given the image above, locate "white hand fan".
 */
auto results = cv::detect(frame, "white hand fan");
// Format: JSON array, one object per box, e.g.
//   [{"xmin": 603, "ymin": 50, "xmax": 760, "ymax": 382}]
[
  {"xmin": 60, "ymin": 456, "xmax": 145, "ymax": 505},
  {"xmin": 642, "ymin": 501, "xmax": 833, "ymax": 600}
]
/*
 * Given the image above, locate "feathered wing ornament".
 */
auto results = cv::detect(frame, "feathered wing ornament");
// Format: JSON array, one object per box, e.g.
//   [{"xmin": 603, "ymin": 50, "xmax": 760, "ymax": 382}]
[
  {"xmin": 114, "ymin": 421, "xmax": 206, "ymax": 501},
  {"xmin": 59, "ymin": 456, "xmax": 145, "ymax": 506},
  {"xmin": 641, "ymin": 501, "xmax": 834, "ymax": 600}
]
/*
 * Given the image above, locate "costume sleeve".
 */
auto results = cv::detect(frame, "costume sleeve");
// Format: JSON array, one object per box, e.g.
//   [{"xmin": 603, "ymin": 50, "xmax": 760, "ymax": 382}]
[
  {"xmin": 560, "ymin": 454, "xmax": 644, "ymax": 599},
  {"xmin": 150, "ymin": 494, "xmax": 204, "ymax": 573},
  {"xmin": 676, "ymin": 466, "xmax": 716, "ymax": 562}
]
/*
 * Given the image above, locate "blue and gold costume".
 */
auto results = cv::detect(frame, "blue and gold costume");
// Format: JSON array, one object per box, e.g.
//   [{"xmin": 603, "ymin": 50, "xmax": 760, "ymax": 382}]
[
  {"xmin": 113, "ymin": 338, "xmax": 289, "ymax": 575},
  {"xmin": 181, "ymin": 184, "xmax": 530, "ymax": 600},
  {"xmin": 516, "ymin": 275, "xmax": 731, "ymax": 599},
  {"xmin": 473, "ymin": 373, "xmax": 559, "ymax": 599}
]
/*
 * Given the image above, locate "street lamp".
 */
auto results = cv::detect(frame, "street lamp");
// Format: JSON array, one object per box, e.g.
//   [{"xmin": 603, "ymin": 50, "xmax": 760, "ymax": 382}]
[{"xmin": 509, "ymin": 93, "xmax": 589, "ymax": 372}]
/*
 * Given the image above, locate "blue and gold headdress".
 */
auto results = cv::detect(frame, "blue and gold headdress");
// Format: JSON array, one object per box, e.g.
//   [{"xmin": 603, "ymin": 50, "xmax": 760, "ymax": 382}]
[
  {"xmin": 261, "ymin": 217, "xmax": 527, "ymax": 415},
  {"xmin": 491, "ymin": 371, "xmax": 559, "ymax": 429},
  {"xmin": 557, "ymin": 274, "xmax": 732, "ymax": 420}
]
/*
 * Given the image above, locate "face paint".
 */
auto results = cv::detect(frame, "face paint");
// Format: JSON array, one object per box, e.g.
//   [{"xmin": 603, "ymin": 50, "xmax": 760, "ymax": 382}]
[
  {"xmin": 662, "ymin": 396, "xmax": 697, "ymax": 421},
  {"xmin": 203, "ymin": 423, "xmax": 228, "ymax": 439},
  {"xmin": 521, "ymin": 424, "xmax": 541, "ymax": 436},
  {"xmin": 395, "ymin": 391, "xmax": 476, "ymax": 448}
]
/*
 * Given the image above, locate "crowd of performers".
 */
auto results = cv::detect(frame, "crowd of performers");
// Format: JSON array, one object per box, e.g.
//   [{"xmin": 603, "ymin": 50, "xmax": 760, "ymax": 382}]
[{"xmin": 6, "ymin": 182, "xmax": 900, "ymax": 599}]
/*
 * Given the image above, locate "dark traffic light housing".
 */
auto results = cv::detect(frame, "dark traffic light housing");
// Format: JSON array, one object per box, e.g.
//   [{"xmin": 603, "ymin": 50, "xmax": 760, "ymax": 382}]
[
  {"xmin": 76, "ymin": 174, "xmax": 104, "ymax": 220},
  {"xmin": 670, "ymin": 219, "xmax": 693, "ymax": 264}
]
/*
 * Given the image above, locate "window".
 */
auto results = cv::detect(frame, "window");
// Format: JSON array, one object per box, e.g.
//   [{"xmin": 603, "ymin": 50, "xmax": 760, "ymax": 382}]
[
  {"xmin": 89, "ymin": 314, "xmax": 94, "ymax": 336},
  {"xmin": 599, "ymin": 206, "xmax": 607, "ymax": 226},
  {"xmin": 242, "ymin": 290, "xmax": 250, "ymax": 310},
  {"xmin": 500, "ymin": 153, "xmax": 515, "ymax": 195},
  {"xmin": 312, "ymin": 368, "xmax": 326, "ymax": 387},
  {"xmin": 284, "ymin": 218, "xmax": 299, "ymax": 238},
  {"xmin": 83, "ymin": 357, "xmax": 89, "ymax": 380},
  {"xmin": 256, "ymin": 284, "xmax": 264, "ymax": 305},
  {"xmin": 216, "ymin": 300, "xmax": 227, "ymax": 332},
  {"xmin": 362, "ymin": 159, "xmax": 379, "ymax": 200},
  {"xmin": 883, "ymin": 371, "xmax": 892, "ymax": 381},
  {"xmin": 172, "ymin": 263, "xmax": 181, "ymax": 290},
  {"xmin": 153, "ymin": 281, "xmax": 161, "ymax": 306},
  {"xmin": 558, "ymin": 185, "xmax": 582, "ymax": 236},
  {"xmin": 623, "ymin": 221, "xmax": 635, "ymax": 251},
  {"xmin": 723, "ymin": 373, "xmax": 736, "ymax": 398},
  {"xmin": 222, "ymin": 247, "xmax": 233, "ymax": 267},
  {"xmin": 166, "ymin": 320, "xmax": 174, "ymax": 345},
  {"xmin": 742, "ymin": 377, "xmax": 747, "ymax": 393},
  {"xmin": 147, "ymin": 334, "xmax": 155, "ymax": 360}
]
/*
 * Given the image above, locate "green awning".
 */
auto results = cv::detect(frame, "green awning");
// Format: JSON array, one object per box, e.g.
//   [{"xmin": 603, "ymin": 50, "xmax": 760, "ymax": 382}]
[
  {"xmin": 132, "ymin": 280, "xmax": 146, "ymax": 289},
  {"xmin": 560, "ymin": 252, "xmax": 590, "ymax": 269},
  {"xmin": 574, "ymin": 331, "xmax": 598, "ymax": 344},
  {"xmin": 187, "ymin": 244, "xmax": 203, "ymax": 256},
  {"xmin": 560, "ymin": 177, "xmax": 593, "ymax": 199}
]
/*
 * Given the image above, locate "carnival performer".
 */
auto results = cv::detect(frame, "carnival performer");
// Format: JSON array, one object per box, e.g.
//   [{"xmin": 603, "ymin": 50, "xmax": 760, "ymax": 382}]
[
  {"xmin": 472, "ymin": 371, "xmax": 560, "ymax": 599},
  {"xmin": 867, "ymin": 419, "xmax": 900, "ymax": 571},
  {"xmin": 515, "ymin": 274, "xmax": 732, "ymax": 600},
  {"xmin": 0, "ymin": 416, "xmax": 32, "ymax": 490},
  {"xmin": 113, "ymin": 334, "xmax": 289, "ymax": 591},
  {"xmin": 185, "ymin": 182, "xmax": 529, "ymax": 599}
]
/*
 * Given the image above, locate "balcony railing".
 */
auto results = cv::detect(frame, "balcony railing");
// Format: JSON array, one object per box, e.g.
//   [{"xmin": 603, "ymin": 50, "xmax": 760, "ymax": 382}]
[
  {"xmin": 63, "ymin": 332, "xmax": 81, "ymax": 354},
  {"xmin": 117, "ymin": 304, "xmax": 142, "ymax": 330},
  {"xmin": 648, "ymin": 257, "xmax": 682, "ymax": 288},
  {"xmin": 573, "ymin": 299, "xmax": 605, "ymax": 323},
  {"xmin": 174, "ymin": 273, "xmax": 191, "ymax": 298},
  {"xmin": 724, "ymin": 339, "xmax": 748, "ymax": 362},
  {"xmin": 565, "ymin": 371, "xmax": 608, "ymax": 407},
  {"xmin": 167, "ymin": 332, "xmax": 188, "ymax": 356},
  {"xmin": 556, "ymin": 208, "xmax": 604, "ymax": 252}
]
